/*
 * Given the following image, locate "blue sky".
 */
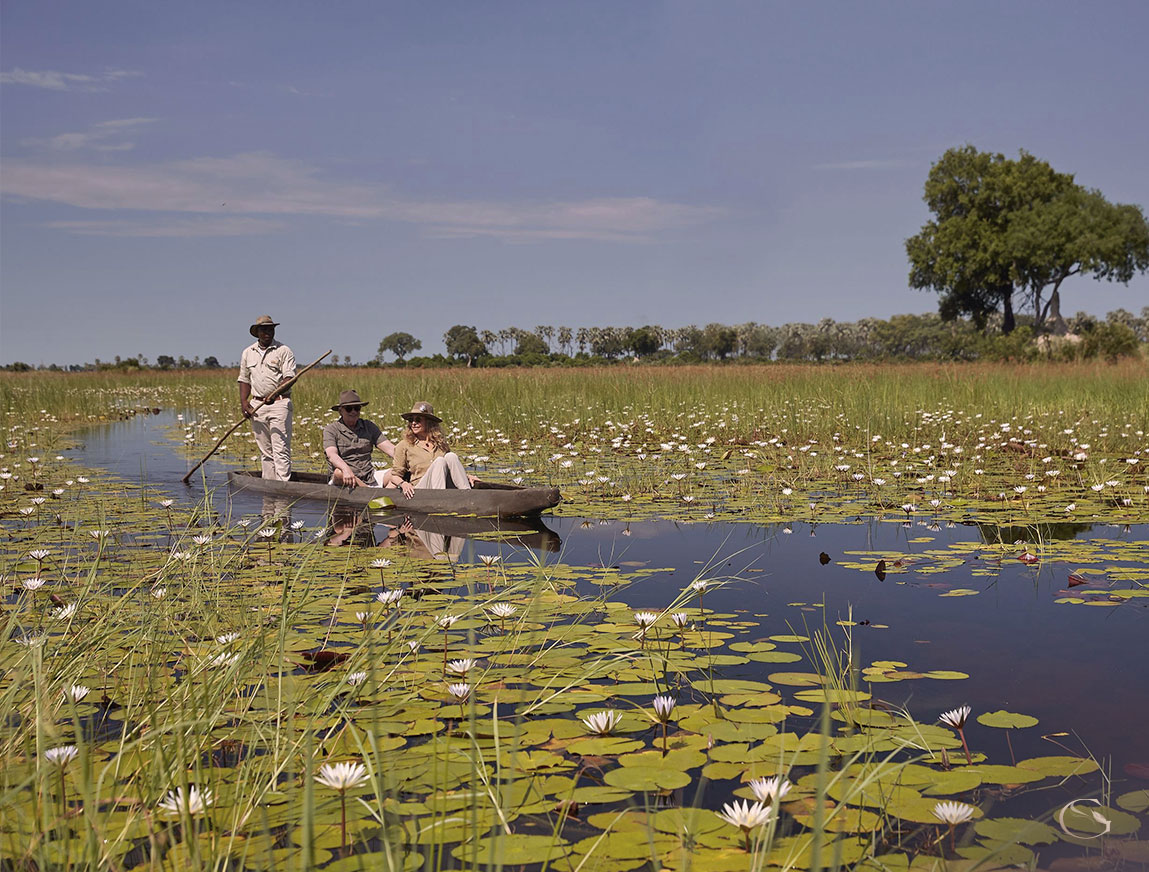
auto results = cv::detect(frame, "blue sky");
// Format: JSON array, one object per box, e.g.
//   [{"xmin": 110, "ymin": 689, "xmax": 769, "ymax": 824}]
[{"xmin": 2, "ymin": 1, "xmax": 1147, "ymax": 366}]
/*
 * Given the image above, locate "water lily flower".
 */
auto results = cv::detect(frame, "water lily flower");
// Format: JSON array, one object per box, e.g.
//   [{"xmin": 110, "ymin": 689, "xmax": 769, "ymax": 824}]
[
  {"xmin": 346, "ymin": 671, "xmax": 367, "ymax": 686},
  {"xmin": 939, "ymin": 705, "xmax": 973, "ymax": 764},
  {"xmin": 21, "ymin": 577, "xmax": 46, "ymax": 591},
  {"xmin": 65, "ymin": 685, "xmax": 90, "ymax": 702},
  {"xmin": 314, "ymin": 761, "xmax": 369, "ymax": 792},
  {"xmin": 748, "ymin": 776, "xmax": 793, "ymax": 804},
  {"xmin": 939, "ymin": 705, "xmax": 970, "ymax": 729},
  {"xmin": 29, "ymin": 549, "xmax": 50, "ymax": 561},
  {"xmin": 157, "ymin": 785, "xmax": 214, "ymax": 817},
  {"xmin": 718, "ymin": 799, "xmax": 774, "ymax": 849},
  {"xmin": 447, "ymin": 682, "xmax": 471, "ymax": 702},
  {"xmin": 446, "ymin": 658, "xmax": 476, "ymax": 677},
  {"xmin": 478, "ymin": 554, "xmax": 501, "ymax": 567},
  {"xmin": 671, "ymin": 612, "xmax": 689, "ymax": 629},
  {"xmin": 652, "ymin": 695, "xmax": 676, "ymax": 722},
  {"xmin": 216, "ymin": 632, "xmax": 240, "ymax": 644},
  {"xmin": 192, "ymin": 534, "xmax": 213, "ymax": 546},
  {"xmin": 437, "ymin": 614, "xmax": 460, "ymax": 629},
  {"xmin": 43, "ymin": 745, "xmax": 79, "ymax": 767},
  {"xmin": 52, "ymin": 603, "xmax": 77, "ymax": 621},
  {"xmin": 151, "ymin": 587, "xmax": 167, "ymax": 599},
  {"xmin": 581, "ymin": 710, "xmax": 622, "ymax": 736},
  {"xmin": 933, "ymin": 801, "xmax": 975, "ymax": 825},
  {"xmin": 376, "ymin": 589, "xmax": 403, "ymax": 608},
  {"xmin": 488, "ymin": 603, "xmax": 516, "ymax": 619},
  {"xmin": 370, "ymin": 558, "xmax": 392, "ymax": 569},
  {"xmin": 633, "ymin": 611, "xmax": 658, "ymax": 629}
]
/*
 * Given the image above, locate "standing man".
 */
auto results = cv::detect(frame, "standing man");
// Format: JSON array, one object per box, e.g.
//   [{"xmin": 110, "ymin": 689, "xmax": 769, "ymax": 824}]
[{"xmin": 238, "ymin": 315, "xmax": 296, "ymax": 481}]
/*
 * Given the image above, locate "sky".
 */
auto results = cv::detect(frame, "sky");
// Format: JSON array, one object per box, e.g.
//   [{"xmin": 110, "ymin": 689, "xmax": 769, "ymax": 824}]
[{"xmin": 2, "ymin": 1, "xmax": 1147, "ymax": 367}]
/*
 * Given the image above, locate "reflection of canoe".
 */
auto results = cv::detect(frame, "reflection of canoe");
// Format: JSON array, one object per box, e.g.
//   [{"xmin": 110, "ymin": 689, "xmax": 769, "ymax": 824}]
[
  {"xmin": 369, "ymin": 509, "xmax": 562, "ymax": 552},
  {"xmin": 227, "ymin": 470, "xmax": 561, "ymax": 518}
]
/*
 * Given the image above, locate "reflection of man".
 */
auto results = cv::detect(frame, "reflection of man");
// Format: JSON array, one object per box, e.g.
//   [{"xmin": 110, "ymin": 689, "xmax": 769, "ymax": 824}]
[
  {"xmin": 323, "ymin": 390, "xmax": 396, "ymax": 488},
  {"xmin": 238, "ymin": 315, "xmax": 296, "ymax": 481}
]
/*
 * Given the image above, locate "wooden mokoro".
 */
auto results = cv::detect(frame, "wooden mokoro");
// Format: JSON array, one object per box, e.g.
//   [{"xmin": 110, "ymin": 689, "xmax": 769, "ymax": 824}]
[{"xmin": 227, "ymin": 470, "xmax": 561, "ymax": 518}]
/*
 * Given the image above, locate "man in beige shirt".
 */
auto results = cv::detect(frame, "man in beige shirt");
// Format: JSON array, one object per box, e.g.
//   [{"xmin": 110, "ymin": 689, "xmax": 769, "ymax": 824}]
[{"xmin": 238, "ymin": 315, "xmax": 296, "ymax": 481}]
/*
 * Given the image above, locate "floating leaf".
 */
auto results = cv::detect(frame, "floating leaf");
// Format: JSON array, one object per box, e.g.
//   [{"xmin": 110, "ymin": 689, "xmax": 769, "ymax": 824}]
[{"xmin": 976, "ymin": 710, "xmax": 1039, "ymax": 729}]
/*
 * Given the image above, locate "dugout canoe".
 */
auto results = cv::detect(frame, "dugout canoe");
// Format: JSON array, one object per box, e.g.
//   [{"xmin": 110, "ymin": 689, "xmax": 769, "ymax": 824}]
[{"xmin": 227, "ymin": 470, "xmax": 561, "ymax": 518}]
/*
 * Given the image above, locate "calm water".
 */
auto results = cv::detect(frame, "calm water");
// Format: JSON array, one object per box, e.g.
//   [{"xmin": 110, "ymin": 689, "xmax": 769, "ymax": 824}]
[{"xmin": 73, "ymin": 413, "xmax": 1149, "ymax": 781}]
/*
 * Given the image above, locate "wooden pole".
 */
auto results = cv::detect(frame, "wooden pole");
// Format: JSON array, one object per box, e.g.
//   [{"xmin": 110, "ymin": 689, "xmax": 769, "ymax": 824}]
[{"xmin": 181, "ymin": 349, "xmax": 332, "ymax": 484}]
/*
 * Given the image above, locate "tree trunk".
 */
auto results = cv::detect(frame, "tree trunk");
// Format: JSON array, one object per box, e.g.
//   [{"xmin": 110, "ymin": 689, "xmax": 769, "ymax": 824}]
[
  {"xmin": 1002, "ymin": 288, "xmax": 1015, "ymax": 334},
  {"xmin": 1047, "ymin": 278, "xmax": 1068, "ymax": 335}
]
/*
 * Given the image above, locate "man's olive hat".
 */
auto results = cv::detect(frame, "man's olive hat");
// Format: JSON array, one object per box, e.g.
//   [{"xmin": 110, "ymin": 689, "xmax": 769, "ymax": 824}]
[
  {"xmin": 250, "ymin": 315, "xmax": 280, "ymax": 337},
  {"xmin": 332, "ymin": 390, "xmax": 368, "ymax": 411}
]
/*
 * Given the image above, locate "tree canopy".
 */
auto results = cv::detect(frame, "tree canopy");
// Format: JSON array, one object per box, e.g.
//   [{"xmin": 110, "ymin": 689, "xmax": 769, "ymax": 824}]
[
  {"xmin": 377, "ymin": 331, "xmax": 422, "ymax": 362},
  {"xmin": 906, "ymin": 145, "xmax": 1149, "ymax": 333},
  {"xmin": 443, "ymin": 325, "xmax": 486, "ymax": 366}
]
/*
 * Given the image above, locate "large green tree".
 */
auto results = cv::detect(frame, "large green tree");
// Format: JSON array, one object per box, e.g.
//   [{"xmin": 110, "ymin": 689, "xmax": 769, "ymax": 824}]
[
  {"xmin": 443, "ymin": 325, "xmax": 486, "ymax": 366},
  {"xmin": 377, "ymin": 331, "xmax": 422, "ymax": 362},
  {"xmin": 906, "ymin": 145, "xmax": 1148, "ymax": 334}
]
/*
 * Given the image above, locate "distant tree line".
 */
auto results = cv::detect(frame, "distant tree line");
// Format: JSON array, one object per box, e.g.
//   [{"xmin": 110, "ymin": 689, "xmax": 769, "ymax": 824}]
[
  {"xmin": 365, "ymin": 308, "xmax": 1149, "ymax": 369},
  {"xmin": 6, "ymin": 308, "xmax": 1146, "ymax": 373}
]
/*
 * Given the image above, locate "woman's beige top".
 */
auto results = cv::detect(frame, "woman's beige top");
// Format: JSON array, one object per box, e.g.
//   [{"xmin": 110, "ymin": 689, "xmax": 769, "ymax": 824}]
[{"xmin": 391, "ymin": 439, "xmax": 445, "ymax": 485}]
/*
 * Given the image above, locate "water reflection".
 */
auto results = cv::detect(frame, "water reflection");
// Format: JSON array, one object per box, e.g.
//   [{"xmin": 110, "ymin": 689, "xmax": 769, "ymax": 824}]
[{"xmin": 322, "ymin": 506, "xmax": 561, "ymax": 560}]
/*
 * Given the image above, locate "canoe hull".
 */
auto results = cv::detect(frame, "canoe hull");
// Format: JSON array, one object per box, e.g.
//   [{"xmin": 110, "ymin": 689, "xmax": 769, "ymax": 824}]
[{"xmin": 227, "ymin": 470, "xmax": 561, "ymax": 518}]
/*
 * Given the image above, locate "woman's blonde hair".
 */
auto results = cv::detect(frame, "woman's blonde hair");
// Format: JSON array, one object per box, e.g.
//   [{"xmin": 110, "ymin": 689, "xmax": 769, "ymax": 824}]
[{"xmin": 404, "ymin": 420, "xmax": 450, "ymax": 453}]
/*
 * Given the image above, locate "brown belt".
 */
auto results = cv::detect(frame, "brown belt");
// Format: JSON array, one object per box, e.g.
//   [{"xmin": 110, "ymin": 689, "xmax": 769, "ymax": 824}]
[{"xmin": 253, "ymin": 394, "xmax": 290, "ymax": 401}]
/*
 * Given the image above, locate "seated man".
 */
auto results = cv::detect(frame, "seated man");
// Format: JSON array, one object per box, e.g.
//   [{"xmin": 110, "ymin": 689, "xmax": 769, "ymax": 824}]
[{"xmin": 322, "ymin": 390, "xmax": 396, "ymax": 488}]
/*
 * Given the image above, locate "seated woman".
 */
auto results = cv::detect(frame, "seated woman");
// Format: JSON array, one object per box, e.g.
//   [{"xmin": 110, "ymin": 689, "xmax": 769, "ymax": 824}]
[
  {"xmin": 388, "ymin": 402, "xmax": 477, "ymax": 497},
  {"xmin": 323, "ymin": 390, "xmax": 397, "ymax": 488}
]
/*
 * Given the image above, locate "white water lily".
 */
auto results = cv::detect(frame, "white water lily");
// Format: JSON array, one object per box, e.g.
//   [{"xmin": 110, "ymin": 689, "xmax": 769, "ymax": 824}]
[
  {"xmin": 314, "ymin": 761, "xmax": 369, "ymax": 792},
  {"xmin": 478, "ymin": 554, "xmax": 501, "ymax": 567},
  {"xmin": 52, "ymin": 603, "xmax": 77, "ymax": 621},
  {"xmin": 671, "ymin": 612, "xmax": 689, "ymax": 628},
  {"xmin": 370, "ymin": 558, "xmax": 392, "ymax": 569},
  {"xmin": 633, "ymin": 611, "xmax": 658, "ymax": 629},
  {"xmin": 150, "ymin": 587, "xmax": 167, "ymax": 599},
  {"xmin": 21, "ymin": 577, "xmax": 46, "ymax": 591},
  {"xmin": 718, "ymin": 798, "xmax": 773, "ymax": 830},
  {"xmin": 65, "ymin": 684, "xmax": 90, "ymax": 702},
  {"xmin": 939, "ymin": 705, "xmax": 970, "ymax": 729},
  {"xmin": 376, "ymin": 589, "xmax": 403, "ymax": 607},
  {"xmin": 28, "ymin": 549, "xmax": 50, "ymax": 561},
  {"xmin": 446, "ymin": 682, "xmax": 471, "ymax": 702},
  {"xmin": 437, "ymin": 614, "xmax": 460, "ymax": 629},
  {"xmin": 933, "ymin": 801, "xmax": 975, "ymax": 825},
  {"xmin": 652, "ymin": 695, "xmax": 676, "ymax": 722},
  {"xmin": 446, "ymin": 658, "xmax": 476, "ymax": 677},
  {"xmin": 748, "ymin": 775, "xmax": 793, "ymax": 804},
  {"xmin": 44, "ymin": 745, "xmax": 79, "ymax": 767},
  {"xmin": 488, "ymin": 603, "xmax": 517, "ymax": 619},
  {"xmin": 346, "ymin": 671, "xmax": 368, "ymax": 686},
  {"xmin": 581, "ymin": 710, "xmax": 622, "ymax": 736},
  {"xmin": 216, "ymin": 632, "xmax": 240, "ymax": 645},
  {"xmin": 157, "ymin": 785, "xmax": 213, "ymax": 816}
]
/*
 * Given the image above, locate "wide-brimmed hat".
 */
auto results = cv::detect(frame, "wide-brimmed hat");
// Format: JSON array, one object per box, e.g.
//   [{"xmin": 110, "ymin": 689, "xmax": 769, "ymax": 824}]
[
  {"xmin": 401, "ymin": 401, "xmax": 442, "ymax": 423},
  {"xmin": 250, "ymin": 315, "xmax": 280, "ymax": 337},
  {"xmin": 331, "ymin": 390, "xmax": 369, "ymax": 411}
]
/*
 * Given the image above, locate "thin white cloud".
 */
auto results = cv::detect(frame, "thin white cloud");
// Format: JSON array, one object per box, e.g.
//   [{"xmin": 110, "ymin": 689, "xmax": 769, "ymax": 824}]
[
  {"xmin": 43, "ymin": 217, "xmax": 285, "ymax": 237},
  {"xmin": 28, "ymin": 117, "xmax": 156, "ymax": 152},
  {"xmin": 0, "ymin": 67, "xmax": 142, "ymax": 91},
  {"xmin": 2, "ymin": 152, "xmax": 721, "ymax": 242},
  {"xmin": 813, "ymin": 159, "xmax": 912, "ymax": 171}
]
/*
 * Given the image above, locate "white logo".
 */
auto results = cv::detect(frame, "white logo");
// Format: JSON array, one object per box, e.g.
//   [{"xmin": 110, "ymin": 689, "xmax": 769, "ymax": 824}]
[{"xmin": 1057, "ymin": 799, "xmax": 1112, "ymax": 839}]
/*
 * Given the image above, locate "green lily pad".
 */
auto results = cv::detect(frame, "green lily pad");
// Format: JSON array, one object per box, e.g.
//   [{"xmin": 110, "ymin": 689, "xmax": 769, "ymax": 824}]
[{"xmin": 976, "ymin": 710, "xmax": 1038, "ymax": 729}]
